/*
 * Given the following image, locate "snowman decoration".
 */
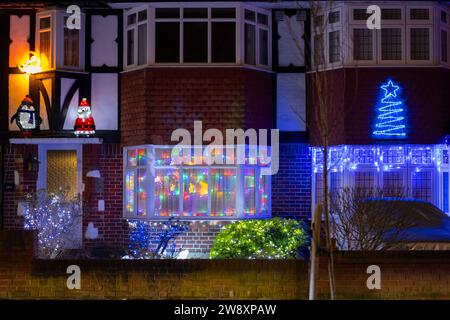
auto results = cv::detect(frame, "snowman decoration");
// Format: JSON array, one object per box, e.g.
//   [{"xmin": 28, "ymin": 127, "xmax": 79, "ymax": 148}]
[
  {"xmin": 74, "ymin": 98, "xmax": 96, "ymax": 137},
  {"xmin": 10, "ymin": 95, "xmax": 42, "ymax": 137}
]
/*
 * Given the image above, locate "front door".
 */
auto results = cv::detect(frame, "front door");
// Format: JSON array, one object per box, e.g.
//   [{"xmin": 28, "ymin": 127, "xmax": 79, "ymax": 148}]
[{"xmin": 38, "ymin": 144, "xmax": 83, "ymax": 248}]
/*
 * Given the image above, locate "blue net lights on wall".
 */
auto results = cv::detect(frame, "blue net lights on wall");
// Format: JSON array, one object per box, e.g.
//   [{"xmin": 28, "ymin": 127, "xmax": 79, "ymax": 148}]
[{"xmin": 373, "ymin": 79, "xmax": 407, "ymax": 138}]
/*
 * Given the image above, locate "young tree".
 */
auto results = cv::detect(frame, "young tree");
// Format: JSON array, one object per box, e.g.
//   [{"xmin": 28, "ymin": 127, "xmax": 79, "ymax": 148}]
[{"xmin": 285, "ymin": 0, "xmax": 360, "ymax": 299}]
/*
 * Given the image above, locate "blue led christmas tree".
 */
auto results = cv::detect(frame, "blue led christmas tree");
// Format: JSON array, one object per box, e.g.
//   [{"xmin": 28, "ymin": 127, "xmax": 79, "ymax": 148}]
[{"xmin": 373, "ymin": 79, "xmax": 407, "ymax": 138}]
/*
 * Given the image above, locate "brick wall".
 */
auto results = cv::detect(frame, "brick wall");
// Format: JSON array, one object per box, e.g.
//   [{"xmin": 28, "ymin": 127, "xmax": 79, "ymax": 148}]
[
  {"xmin": 272, "ymin": 143, "xmax": 311, "ymax": 220},
  {"xmin": 120, "ymin": 67, "xmax": 274, "ymax": 147},
  {"xmin": 309, "ymin": 67, "xmax": 450, "ymax": 146},
  {"xmin": 3, "ymin": 230, "xmax": 450, "ymax": 299},
  {"xmin": 2, "ymin": 144, "xmax": 37, "ymax": 230}
]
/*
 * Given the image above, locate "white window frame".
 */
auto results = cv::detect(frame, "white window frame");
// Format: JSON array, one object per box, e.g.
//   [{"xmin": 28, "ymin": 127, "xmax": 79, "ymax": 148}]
[
  {"xmin": 124, "ymin": 4, "xmax": 151, "ymax": 68},
  {"xmin": 36, "ymin": 10, "xmax": 85, "ymax": 71},
  {"xmin": 123, "ymin": 145, "xmax": 271, "ymax": 220},
  {"xmin": 407, "ymin": 25, "xmax": 433, "ymax": 64},
  {"xmin": 123, "ymin": 3, "xmax": 271, "ymax": 70},
  {"xmin": 378, "ymin": 25, "xmax": 405, "ymax": 64}
]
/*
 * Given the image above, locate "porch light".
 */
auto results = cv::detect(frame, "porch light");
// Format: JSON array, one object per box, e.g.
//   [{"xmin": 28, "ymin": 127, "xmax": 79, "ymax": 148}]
[{"xmin": 18, "ymin": 52, "xmax": 42, "ymax": 74}]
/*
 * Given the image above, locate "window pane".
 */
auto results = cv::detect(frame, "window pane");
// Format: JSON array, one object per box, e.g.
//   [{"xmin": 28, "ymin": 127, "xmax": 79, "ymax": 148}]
[
  {"xmin": 212, "ymin": 22, "xmax": 235, "ymax": 63},
  {"xmin": 182, "ymin": 168, "xmax": 208, "ymax": 216},
  {"xmin": 245, "ymin": 24, "xmax": 256, "ymax": 64},
  {"xmin": 183, "ymin": 22, "xmax": 207, "ymax": 63},
  {"xmin": 444, "ymin": 172, "xmax": 449, "ymax": 213},
  {"xmin": 442, "ymin": 30, "xmax": 448, "ymax": 62},
  {"xmin": 328, "ymin": 11, "xmax": 340, "ymax": 24},
  {"xmin": 155, "ymin": 8, "xmax": 180, "ymax": 19},
  {"xmin": 353, "ymin": 9, "xmax": 370, "ymax": 20},
  {"xmin": 245, "ymin": 9, "xmax": 256, "ymax": 22},
  {"xmin": 127, "ymin": 149, "xmax": 137, "ymax": 166},
  {"xmin": 64, "ymin": 24, "xmax": 79, "ymax": 66},
  {"xmin": 137, "ymin": 168, "xmax": 147, "ymax": 216},
  {"xmin": 138, "ymin": 23, "xmax": 147, "ymax": 65},
  {"xmin": 258, "ymin": 13, "xmax": 268, "ymax": 26},
  {"xmin": 381, "ymin": 28, "xmax": 402, "ymax": 60},
  {"xmin": 138, "ymin": 10, "xmax": 147, "ymax": 22},
  {"xmin": 259, "ymin": 29, "xmax": 268, "ymax": 65},
  {"xmin": 315, "ymin": 173, "xmax": 324, "ymax": 204},
  {"xmin": 329, "ymin": 30, "xmax": 340, "ymax": 63},
  {"xmin": 355, "ymin": 172, "xmax": 375, "ymax": 191},
  {"xmin": 183, "ymin": 8, "xmax": 207, "ymax": 19},
  {"xmin": 155, "ymin": 22, "xmax": 180, "ymax": 62},
  {"xmin": 410, "ymin": 8, "xmax": 429, "ymax": 20},
  {"xmin": 412, "ymin": 171, "xmax": 432, "ymax": 202},
  {"xmin": 353, "ymin": 28, "xmax": 373, "ymax": 60},
  {"xmin": 211, "ymin": 168, "xmax": 236, "ymax": 217},
  {"xmin": 137, "ymin": 148, "xmax": 147, "ymax": 166},
  {"xmin": 39, "ymin": 30, "xmax": 51, "ymax": 68},
  {"xmin": 314, "ymin": 34, "xmax": 324, "ymax": 65},
  {"xmin": 411, "ymin": 148, "xmax": 432, "ymax": 165},
  {"xmin": 381, "ymin": 9, "xmax": 401, "ymax": 20},
  {"xmin": 155, "ymin": 169, "xmax": 180, "ymax": 217},
  {"xmin": 244, "ymin": 168, "xmax": 256, "ymax": 215},
  {"xmin": 383, "ymin": 148, "xmax": 404, "ymax": 164},
  {"xmin": 411, "ymin": 28, "xmax": 429, "ymax": 60},
  {"xmin": 258, "ymin": 173, "xmax": 269, "ymax": 214},
  {"xmin": 40, "ymin": 17, "xmax": 51, "ymax": 29},
  {"xmin": 383, "ymin": 171, "xmax": 404, "ymax": 197},
  {"xmin": 212, "ymin": 8, "xmax": 235, "ymax": 19},
  {"xmin": 127, "ymin": 29, "xmax": 134, "ymax": 65},
  {"xmin": 441, "ymin": 11, "xmax": 447, "ymax": 23},
  {"xmin": 127, "ymin": 13, "xmax": 136, "ymax": 26},
  {"xmin": 125, "ymin": 170, "xmax": 135, "ymax": 214}
]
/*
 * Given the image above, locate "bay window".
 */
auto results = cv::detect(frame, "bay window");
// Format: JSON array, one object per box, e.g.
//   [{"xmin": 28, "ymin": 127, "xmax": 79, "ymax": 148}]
[
  {"xmin": 124, "ymin": 146, "xmax": 271, "ymax": 219},
  {"xmin": 124, "ymin": 4, "xmax": 270, "ymax": 68},
  {"xmin": 311, "ymin": 145, "xmax": 449, "ymax": 213}
]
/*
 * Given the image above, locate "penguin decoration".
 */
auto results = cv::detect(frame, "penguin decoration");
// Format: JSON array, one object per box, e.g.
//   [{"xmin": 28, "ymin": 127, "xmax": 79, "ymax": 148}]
[{"xmin": 10, "ymin": 95, "xmax": 42, "ymax": 138}]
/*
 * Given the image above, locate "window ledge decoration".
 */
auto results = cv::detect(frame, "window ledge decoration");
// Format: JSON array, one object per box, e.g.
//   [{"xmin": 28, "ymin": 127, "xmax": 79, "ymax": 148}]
[
  {"xmin": 74, "ymin": 98, "xmax": 96, "ymax": 137},
  {"xmin": 123, "ymin": 145, "xmax": 271, "ymax": 220}
]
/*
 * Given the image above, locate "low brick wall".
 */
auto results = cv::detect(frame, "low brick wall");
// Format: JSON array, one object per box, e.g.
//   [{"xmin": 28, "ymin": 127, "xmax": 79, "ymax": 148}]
[{"xmin": 2, "ymin": 230, "xmax": 450, "ymax": 299}]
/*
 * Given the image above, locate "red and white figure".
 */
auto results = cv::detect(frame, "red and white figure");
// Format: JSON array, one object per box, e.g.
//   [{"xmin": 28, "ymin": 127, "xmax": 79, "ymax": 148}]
[{"xmin": 74, "ymin": 98, "xmax": 96, "ymax": 137}]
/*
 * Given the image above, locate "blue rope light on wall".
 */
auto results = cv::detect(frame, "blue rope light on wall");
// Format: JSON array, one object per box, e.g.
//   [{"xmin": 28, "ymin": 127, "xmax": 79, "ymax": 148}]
[{"xmin": 373, "ymin": 79, "xmax": 407, "ymax": 138}]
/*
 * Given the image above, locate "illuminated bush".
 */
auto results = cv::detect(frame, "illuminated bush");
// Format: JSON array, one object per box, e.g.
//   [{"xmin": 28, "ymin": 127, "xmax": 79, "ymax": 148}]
[{"xmin": 210, "ymin": 218, "xmax": 309, "ymax": 259}]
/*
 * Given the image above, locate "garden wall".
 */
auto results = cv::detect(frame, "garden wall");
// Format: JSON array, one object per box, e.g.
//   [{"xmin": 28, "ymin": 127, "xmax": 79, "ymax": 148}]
[{"xmin": 2, "ymin": 230, "xmax": 450, "ymax": 299}]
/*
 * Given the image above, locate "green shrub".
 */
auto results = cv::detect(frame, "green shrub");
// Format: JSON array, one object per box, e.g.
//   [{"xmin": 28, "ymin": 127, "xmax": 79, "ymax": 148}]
[{"xmin": 210, "ymin": 218, "xmax": 309, "ymax": 259}]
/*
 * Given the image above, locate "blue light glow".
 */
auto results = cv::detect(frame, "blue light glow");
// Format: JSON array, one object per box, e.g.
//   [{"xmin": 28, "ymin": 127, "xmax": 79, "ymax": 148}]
[{"xmin": 373, "ymin": 79, "xmax": 407, "ymax": 138}]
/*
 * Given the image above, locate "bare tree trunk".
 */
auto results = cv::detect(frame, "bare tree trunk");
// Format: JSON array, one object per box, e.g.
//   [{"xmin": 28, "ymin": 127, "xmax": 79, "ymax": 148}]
[
  {"xmin": 308, "ymin": 204, "xmax": 322, "ymax": 300},
  {"xmin": 323, "ymin": 141, "xmax": 336, "ymax": 299}
]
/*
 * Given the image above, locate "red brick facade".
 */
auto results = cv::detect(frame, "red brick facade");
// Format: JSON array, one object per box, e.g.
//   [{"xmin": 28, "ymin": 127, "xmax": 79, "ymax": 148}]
[
  {"xmin": 121, "ymin": 67, "xmax": 274, "ymax": 146},
  {"xmin": 309, "ymin": 67, "xmax": 450, "ymax": 146}
]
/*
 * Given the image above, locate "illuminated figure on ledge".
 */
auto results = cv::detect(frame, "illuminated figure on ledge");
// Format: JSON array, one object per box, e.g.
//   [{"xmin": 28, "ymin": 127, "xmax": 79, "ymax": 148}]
[
  {"xmin": 373, "ymin": 79, "xmax": 407, "ymax": 138},
  {"xmin": 10, "ymin": 95, "xmax": 42, "ymax": 138},
  {"xmin": 74, "ymin": 98, "xmax": 96, "ymax": 137}
]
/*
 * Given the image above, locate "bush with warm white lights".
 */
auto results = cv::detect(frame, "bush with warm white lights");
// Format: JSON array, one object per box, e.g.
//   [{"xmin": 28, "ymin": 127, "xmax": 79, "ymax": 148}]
[{"xmin": 210, "ymin": 218, "xmax": 309, "ymax": 259}]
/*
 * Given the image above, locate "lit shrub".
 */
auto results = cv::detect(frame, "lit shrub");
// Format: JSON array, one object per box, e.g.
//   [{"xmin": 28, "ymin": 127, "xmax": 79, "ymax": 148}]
[{"xmin": 210, "ymin": 218, "xmax": 309, "ymax": 259}]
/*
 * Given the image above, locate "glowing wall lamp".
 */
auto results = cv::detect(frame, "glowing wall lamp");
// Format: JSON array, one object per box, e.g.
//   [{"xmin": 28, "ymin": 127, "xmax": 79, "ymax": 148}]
[{"xmin": 18, "ymin": 52, "xmax": 42, "ymax": 74}]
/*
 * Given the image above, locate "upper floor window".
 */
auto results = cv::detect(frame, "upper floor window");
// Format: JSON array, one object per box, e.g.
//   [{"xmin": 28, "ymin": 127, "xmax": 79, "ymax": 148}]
[
  {"xmin": 441, "ymin": 11, "xmax": 447, "ymax": 23},
  {"xmin": 381, "ymin": 8, "xmax": 402, "ymax": 20},
  {"xmin": 126, "ymin": 8, "xmax": 148, "ymax": 66},
  {"xmin": 381, "ymin": 28, "xmax": 402, "ymax": 60},
  {"xmin": 63, "ymin": 16, "xmax": 80, "ymax": 67},
  {"xmin": 353, "ymin": 9, "xmax": 370, "ymax": 21},
  {"xmin": 329, "ymin": 30, "xmax": 340, "ymax": 63},
  {"xmin": 328, "ymin": 11, "xmax": 340, "ymax": 24},
  {"xmin": 353, "ymin": 28, "xmax": 373, "ymax": 60},
  {"xmin": 410, "ymin": 8, "xmax": 429, "ymax": 20},
  {"xmin": 37, "ymin": 10, "xmax": 84, "ymax": 70},
  {"xmin": 39, "ymin": 16, "xmax": 52, "ymax": 68},
  {"xmin": 410, "ymin": 28, "xmax": 430, "ymax": 60},
  {"xmin": 313, "ymin": 33, "xmax": 325, "ymax": 65},
  {"xmin": 124, "ymin": 5, "xmax": 270, "ymax": 68},
  {"xmin": 441, "ymin": 30, "xmax": 448, "ymax": 62},
  {"xmin": 244, "ymin": 9, "xmax": 269, "ymax": 66}
]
